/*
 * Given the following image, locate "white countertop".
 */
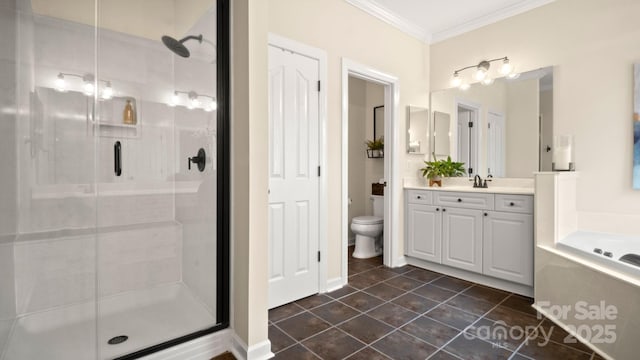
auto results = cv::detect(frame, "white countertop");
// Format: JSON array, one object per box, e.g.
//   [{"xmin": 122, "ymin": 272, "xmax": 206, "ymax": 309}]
[{"xmin": 404, "ymin": 177, "xmax": 534, "ymax": 195}]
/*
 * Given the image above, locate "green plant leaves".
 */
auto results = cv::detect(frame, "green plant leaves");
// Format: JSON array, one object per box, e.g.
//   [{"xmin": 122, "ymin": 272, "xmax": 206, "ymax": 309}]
[{"xmin": 419, "ymin": 153, "xmax": 466, "ymax": 179}]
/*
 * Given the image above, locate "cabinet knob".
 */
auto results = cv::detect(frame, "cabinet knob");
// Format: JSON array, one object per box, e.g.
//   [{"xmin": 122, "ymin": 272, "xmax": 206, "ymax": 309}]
[
  {"xmin": 442, "ymin": 208, "xmax": 446, "ymax": 212},
  {"xmin": 484, "ymin": 213, "xmax": 488, "ymax": 216},
  {"xmin": 457, "ymin": 198, "xmax": 462, "ymax": 202},
  {"xmin": 509, "ymin": 202, "xmax": 515, "ymax": 206},
  {"xmin": 417, "ymin": 195, "xmax": 422, "ymax": 199},
  {"xmin": 436, "ymin": 208, "xmax": 440, "ymax": 211}
]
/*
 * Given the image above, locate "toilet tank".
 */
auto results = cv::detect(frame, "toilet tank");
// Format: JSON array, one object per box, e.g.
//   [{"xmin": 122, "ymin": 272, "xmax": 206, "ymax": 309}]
[{"xmin": 370, "ymin": 195, "xmax": 384, "ymax": 217}]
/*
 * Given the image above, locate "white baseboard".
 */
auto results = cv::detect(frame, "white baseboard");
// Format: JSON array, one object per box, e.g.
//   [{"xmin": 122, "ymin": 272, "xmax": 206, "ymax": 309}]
[
  {"xmin": 231, "ymin": 333, "xmax": 274, "ymax": 360},
  {"xmin": 140, "ymin": 329, "xmax": 232, "ymax": 360},
  {"xmin": 325, "ymin": 276, "xmax": 346, "ymax": 293},
  {"xmin": 393, "ymin": 255, "xmax": 408, "ymax": 268}
]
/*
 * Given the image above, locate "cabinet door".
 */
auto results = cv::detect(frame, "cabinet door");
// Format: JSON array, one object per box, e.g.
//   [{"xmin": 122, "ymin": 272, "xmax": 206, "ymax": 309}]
[
  {"xmin": 442, "ymin": 208, "xmax": 483, "ymax": 273},
  {"xmin": 406, "ymin": 204, "xmax": 441, "ymax": 263},
  {"xmin": 483, "ymin": 212, "xmax": 533, "ymax": 285}
]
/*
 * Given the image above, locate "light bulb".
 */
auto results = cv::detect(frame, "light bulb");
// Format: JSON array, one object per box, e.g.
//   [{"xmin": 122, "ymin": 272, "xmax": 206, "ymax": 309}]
[
  {"xmin": 474, "ymin": 69, "xmax": 486, "ymax": 81},
  {"xmin": 481, "ymin": 77, "xmax": 494, "ymax": 85},
  {"xmin": 82, "ymin": 74, "xmax": 95, "ymax": 96},
  {"xmin": 101, "ymin": 82, "xmax": 113, "ymax": 100},
  {"xmin": 507, "ymin": 72, "xmax": 520, "ymax": 80},
  {"xmin": 459, "ymin": 83, "xmax": 470, "ymax": 91},
  {"xmin": 83, "ymin": 82, "xmax": 94, "ymax": 96},
  {"xmin": 450, "ymin": 73, "xmax": 462, "ymax": 88},
  {"xmin": 500, "ymin": 59, "xmax": 512, "ymax": 75},
  {"xmin": 55, "ymin": 74, "xmax": 66, "ymax": 92},
  {"xmin": 169, "ymin": 92, "xmax": 179, "ymax": 107},
  {"xmin": 187, "ymin": 91, "xmax": 199, "ymax": 110}
]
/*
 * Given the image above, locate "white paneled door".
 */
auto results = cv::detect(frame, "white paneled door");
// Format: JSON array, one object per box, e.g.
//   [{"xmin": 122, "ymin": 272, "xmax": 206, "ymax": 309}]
[{"xmin": 268, "ymin": 45, "xmax": 320, "ymax": 309}]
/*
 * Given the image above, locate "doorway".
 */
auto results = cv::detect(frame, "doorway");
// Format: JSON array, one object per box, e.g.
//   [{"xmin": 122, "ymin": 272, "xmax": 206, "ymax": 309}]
[
  {"xmin": 487, "ymin": 111, "xmax": 506, "ymax": 177},
  {"xmin": 341, "ymin": 59, "xmax": 400, "ymax": 286},
  {"xmin": 455, "ymin": 101, "xmax": 481, "ymax": 176}
]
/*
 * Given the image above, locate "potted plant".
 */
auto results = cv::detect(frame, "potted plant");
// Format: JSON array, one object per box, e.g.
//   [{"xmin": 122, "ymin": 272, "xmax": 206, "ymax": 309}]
[
  {"xmin": 365, "ymin": 137, "xmax": 384, "ymax": 158},
  {"xmin": 420, "ymin": 154, "xmax": 466, "ymax": 187}
]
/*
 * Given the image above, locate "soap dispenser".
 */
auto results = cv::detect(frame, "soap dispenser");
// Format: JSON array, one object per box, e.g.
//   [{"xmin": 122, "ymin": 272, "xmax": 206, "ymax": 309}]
[{"xmin": 123, "ymin": 99, "xmax": 136, "ymax": 125}]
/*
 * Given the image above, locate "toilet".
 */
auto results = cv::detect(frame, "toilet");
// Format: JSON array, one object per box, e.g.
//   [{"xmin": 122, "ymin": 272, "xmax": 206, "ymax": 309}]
[{"xmin": 350, "ymin": 195, "xmax": 383, "ymax": 259}]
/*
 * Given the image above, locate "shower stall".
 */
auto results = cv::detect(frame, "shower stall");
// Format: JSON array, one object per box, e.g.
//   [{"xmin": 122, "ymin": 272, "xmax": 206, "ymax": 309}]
[{"xmin": 0, "ymin": 0, "xmax": 230, "ymax": 359}]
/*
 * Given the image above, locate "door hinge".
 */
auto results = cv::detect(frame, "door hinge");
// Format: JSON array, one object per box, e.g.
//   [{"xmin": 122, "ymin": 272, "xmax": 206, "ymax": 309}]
[
  {"xmin": 317, "ymin": 251, "xmax": 321, "ymax": 262},
  {"xmin": 469, "ymin": 167, "xmax": 473, "ymax": 174},
  {"xmin": 317, "ymin": 80, "xmax": 321, "ymax": 92},
  {"xmin": 317, "ymin": 166, "xmax": 321, "ymax": 177},
  {"xmin": 488, "ymin": 123, "xmax": 491, "ymax": 129},
  {"xmin": 468, "ymin": 121, "xmax": 473, "ymax": 128},
  {"xmin": 488, "ymin": 168, "xmax": 491, "ymax": 174}
]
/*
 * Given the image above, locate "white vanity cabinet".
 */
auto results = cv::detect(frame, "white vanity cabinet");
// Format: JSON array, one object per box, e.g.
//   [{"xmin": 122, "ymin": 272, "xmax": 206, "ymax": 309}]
[
  {"xmin": 442, "ymin": 207, "xmax": 483, "ymax": 273},
  {"xmin": 406, "ymin": 190, "xmax": 441, "ymax": 262},
  {"xmin": 483, "ymin": 195, "xmax": 534, "ymax": 286},
  {"xmin": 405, "ymin": 188, "xmax": 534, "ymax": 289}
]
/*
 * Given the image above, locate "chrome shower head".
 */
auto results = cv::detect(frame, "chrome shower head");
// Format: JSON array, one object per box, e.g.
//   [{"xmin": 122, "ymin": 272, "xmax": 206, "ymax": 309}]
[{"xmin": 161, "ymin": 34, "xmax": 203, "ymax": 58}]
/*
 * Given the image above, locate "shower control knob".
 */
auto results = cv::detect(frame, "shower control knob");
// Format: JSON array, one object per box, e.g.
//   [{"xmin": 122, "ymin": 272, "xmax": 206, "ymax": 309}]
[
  {"xmin": 603, "ymin": 251, "xmax": 613, "ymax": 258},
  {"xmin": 188, "ymin": 148, "xmax": 207, "ymax": 172}
]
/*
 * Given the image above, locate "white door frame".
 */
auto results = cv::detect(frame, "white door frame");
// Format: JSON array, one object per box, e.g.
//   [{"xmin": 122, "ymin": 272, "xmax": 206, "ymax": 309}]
[
  {"xmin": 267, "ymin": 33, "xmax": 329, "ymax": 292},
  {"xmin": 341, "ymin": 58, "xmax": 400, "ymax": 286}
]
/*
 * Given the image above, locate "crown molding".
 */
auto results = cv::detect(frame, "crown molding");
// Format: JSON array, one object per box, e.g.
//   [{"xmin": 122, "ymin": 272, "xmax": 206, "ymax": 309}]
[
  {"xmin": 345, "ymin": 0, "xmax": 431, "ymax": 44},
  {"xmin": 431, "ymin": 0, "xmax": 555, "ymax": 43}
]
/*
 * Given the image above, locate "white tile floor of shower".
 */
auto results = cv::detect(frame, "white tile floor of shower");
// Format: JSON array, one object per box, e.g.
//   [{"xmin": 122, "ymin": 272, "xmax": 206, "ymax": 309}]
[{"xmin": 2, "ymin": 282, "xmax": 216, "ymax": 360}]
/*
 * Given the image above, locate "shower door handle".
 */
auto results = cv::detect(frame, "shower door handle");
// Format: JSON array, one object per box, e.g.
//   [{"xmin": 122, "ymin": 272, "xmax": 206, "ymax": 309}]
[{"xmin": 114, "ymin": 141, "xmax": 122, "ymax": 176}]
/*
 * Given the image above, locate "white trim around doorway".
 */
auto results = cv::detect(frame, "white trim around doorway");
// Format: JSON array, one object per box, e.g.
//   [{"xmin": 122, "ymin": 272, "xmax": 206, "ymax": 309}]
[
  {"xmin": 341, "ymin": 58, "xmax": 401, "ymax": 287},
  {"xmin": 267, "ymin": 33, "xmax": 329, "ymax": 292}
]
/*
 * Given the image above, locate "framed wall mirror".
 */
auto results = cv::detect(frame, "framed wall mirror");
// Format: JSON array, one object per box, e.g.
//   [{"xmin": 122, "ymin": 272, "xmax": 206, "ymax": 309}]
[
  {"xmin": 374, "ymin": 105, "xmax": 384, "ymax": 140},
  {"xmin": 406, "ymin": 106, "xmax": 429, "ymax": 154},
  {"xmin": 429, "ymin": 66, "xmax": 554, "ymax": 178}
]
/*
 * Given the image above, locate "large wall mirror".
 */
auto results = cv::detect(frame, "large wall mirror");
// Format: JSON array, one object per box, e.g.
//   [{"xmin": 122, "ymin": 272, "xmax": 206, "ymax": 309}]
[{"xmin": 429, "ymin": 66, "xmax": 554, "ymax": 178}]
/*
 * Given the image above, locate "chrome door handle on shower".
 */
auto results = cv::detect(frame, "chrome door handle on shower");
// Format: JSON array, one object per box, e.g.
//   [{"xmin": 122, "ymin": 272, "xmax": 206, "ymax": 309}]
[{"xmin": 114, "ymin": 141, "xmax": 122, "ymax": 176}]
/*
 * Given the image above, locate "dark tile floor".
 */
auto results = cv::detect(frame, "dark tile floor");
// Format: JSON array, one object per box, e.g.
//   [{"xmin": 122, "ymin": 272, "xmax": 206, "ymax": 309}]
[{"xmin": 268, "ymin": 246, "xmax": 602, "ymax": 360}]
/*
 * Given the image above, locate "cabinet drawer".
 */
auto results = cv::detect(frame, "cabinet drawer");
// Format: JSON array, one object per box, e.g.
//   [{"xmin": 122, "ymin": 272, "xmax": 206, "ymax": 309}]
[
  {"xmin": 407, "ymin": 190, "xmax": 433, "ymax": 205},
  {"xmin": 434, "ymin": 191, "xmax": 493, "ymax": 210},
  {"xmin": 494, "ymin": 194, "xmax": 533, "ymax": 214}
]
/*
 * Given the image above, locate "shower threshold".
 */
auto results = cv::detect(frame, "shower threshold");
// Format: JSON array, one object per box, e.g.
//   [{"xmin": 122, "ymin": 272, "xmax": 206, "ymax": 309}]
[{"xmin": 2, "ymin": 283, "xmax": 216, "ymax": 360}]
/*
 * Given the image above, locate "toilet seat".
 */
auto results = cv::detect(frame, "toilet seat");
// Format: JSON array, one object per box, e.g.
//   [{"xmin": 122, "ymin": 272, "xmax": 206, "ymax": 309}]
[{"xmin": 352, "ymin": 216, "xmax": 383, "ymax": 225}]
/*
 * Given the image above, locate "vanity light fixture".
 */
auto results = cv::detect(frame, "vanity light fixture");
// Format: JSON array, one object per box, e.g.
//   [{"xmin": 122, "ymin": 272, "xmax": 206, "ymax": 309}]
[
  {"xmin": 55, "ymin": 72, "xmax": 114, "ymax": 98},
  {"xmin": 171, "ymin": 90, "xmax": 217, "ymax": 111},
  {"xmin": 450, "ymin": 56, "xmax": 518, "ymax": 88}
]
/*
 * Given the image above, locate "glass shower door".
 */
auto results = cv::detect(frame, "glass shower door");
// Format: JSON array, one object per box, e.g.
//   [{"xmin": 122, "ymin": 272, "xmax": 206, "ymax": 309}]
[
  {"xmin": 3, "ymin": 0, "xmax": 99, "ymax": 359},
  {"xmin": 95, "ymin": 1, "xmax": 220, "ymax": 358}
]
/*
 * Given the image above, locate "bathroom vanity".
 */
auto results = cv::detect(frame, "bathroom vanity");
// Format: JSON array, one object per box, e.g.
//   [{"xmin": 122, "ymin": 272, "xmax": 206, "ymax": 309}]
[{"xmin": 404, "ymin": 183, "xmax": 534, "ymax": 296}]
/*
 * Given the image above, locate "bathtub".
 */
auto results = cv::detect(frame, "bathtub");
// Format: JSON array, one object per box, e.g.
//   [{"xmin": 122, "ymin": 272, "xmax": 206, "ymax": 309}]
[{"xmin": 557, "ymin": 231, "xmax": 640, "ymax": 281}]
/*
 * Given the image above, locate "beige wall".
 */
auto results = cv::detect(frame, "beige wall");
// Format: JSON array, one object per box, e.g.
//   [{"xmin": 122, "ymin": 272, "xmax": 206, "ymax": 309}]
[
  {"xmin": 268, "ymin": 0, "xmax": 429, "ymax": 279},
  {"xmin": 232, "ymin": 0, "xmax": 269, "ymax": 349},
  {"xmin": 430, "ymin": 0, "xmax": 640, "ymax": 231}
]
